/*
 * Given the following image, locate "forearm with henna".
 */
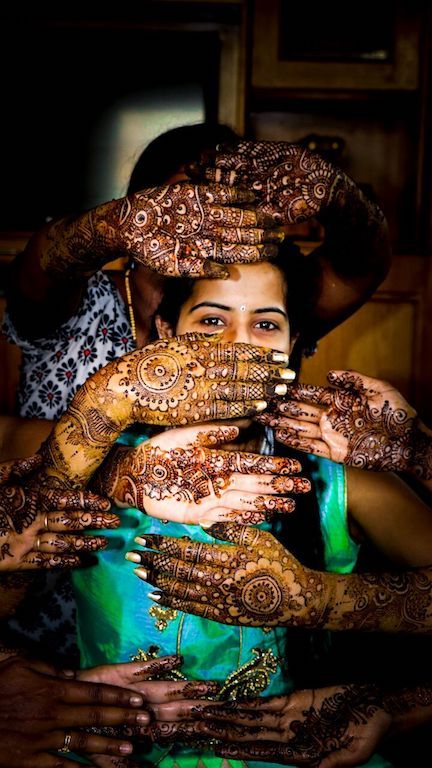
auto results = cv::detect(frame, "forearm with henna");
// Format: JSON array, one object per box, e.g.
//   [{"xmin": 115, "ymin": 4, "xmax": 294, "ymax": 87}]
[{"xmin": 327, "ymin": 568, "xmax": 432, "ymax": 634}]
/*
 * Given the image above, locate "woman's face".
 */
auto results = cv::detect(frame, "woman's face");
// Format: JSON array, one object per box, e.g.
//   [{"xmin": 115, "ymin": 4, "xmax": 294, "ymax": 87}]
[{"xmin": 159, "ymin": 262, "xmax": 292, "ymax": 355}]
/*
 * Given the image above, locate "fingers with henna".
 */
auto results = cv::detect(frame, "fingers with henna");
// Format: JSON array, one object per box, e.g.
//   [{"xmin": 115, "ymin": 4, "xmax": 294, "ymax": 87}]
[
  {"xmin": 275, "ymin": 431, "xmax": 330, "ymax": 457},
  {"xmin": 256, "ymin": 399, "xmax": 323, "ymax": 424},
  {"xmin": 198, "ymin": 358, "xmax": 294, "ymax": 384},
  {"xmin": 44, "ymin": 510, "xmax": 120, "ymax": 532},
  {"xmin": 226, "ymin": 473, "xmax": 310, "ymax": 494},
  {"xmin": 34, "ymin": 533, "xmax": 108, "ymax": 553},
  {"xmin": 40, "ymin": 488, "xmax": 111, "ymax": 513},
  {"xmin": 22, "ymin": 552, "xmax": 81, "ymax": 569}
]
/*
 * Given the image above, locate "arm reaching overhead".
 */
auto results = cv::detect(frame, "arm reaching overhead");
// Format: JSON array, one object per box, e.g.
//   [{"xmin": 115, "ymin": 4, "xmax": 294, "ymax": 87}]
[
  {"xmin": 7, "ymin": 183, "xmax": 280, "ymax": 339},
  {"xmin": 199, "ymin": 141, "xmax": 392, "ymax": 338}
]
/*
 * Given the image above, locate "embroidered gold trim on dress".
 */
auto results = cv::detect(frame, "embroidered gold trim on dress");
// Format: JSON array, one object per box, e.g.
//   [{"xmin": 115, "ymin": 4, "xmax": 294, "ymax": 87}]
[
  {"xmin": 149, "ymin": 604, "xmax": 178, "ymax": 631},
  {"xmin": 217, "ymin": 647, "xmax": 279, "ymax": 700}
]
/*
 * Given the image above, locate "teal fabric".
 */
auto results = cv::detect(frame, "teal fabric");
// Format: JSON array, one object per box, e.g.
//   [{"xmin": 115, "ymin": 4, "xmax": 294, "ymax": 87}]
[{"xmin": 71, "ymin": 434, "xmax": 392, "ymax": 768}]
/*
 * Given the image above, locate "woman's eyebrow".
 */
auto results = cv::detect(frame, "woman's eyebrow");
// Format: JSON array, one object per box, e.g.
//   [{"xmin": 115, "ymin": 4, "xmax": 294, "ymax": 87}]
[
  {"xmin": 189, "ymin": 301, "xmax": 231, "ymax": 312},
  {"xmin": 254, "ymin": 307, "xmax": 288, "ymax": 318}
]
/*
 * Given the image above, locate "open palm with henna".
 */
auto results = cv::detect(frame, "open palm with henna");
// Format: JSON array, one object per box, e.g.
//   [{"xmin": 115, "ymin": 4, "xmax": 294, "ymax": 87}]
[
  {"xmin": 43, "ymin": 183, "xmax": 280, "ymax": 279},
  {"xmin": 128, "ymin": 523, "xmax": 332, "ymax": 628},
  {"xmin": 38, "ymin": 335, "xmax": 291, "ymax": 489},
  {"xmin": 258, "ymin": 370, "xmax": 432, "ymax": 477},
  {"xmin": 93, "ymin": 424, "xmax": 310, "ymax": 526}
]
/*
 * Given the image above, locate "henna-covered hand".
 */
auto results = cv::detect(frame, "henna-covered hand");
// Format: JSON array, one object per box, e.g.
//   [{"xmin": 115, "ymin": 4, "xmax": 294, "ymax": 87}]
[
  {"xmin": 200, "ymin": 140, "xmax": 346, "ymax": 224},
  {"xmin": 131, "ymin": 522, "xmax": 432, "ymax": 635},
  {"xmin": 195, "ymin": 141, "xmax": 391, "ymax": 339},
  {"xmin": 38, "ymin": 335, "xmax": 291, "ymax": 489},
  {"xmin": 166, "ymin": 684, "xmax": 391, "ymax": 768},
  {"xmin": 79, "ymin": 657, "xmax": 221, "ymax": 767},
  {"xmin": 95, "ymin": 423, "xmax": 310, "ymax": 526},
  {"xmin": 258, "ymin": 370, "xmax": 432, "ymax": 481},
  {"xmin": 0, "ymin": 455, "xmax": 117, "ymax": 571},
  {"xmin": 128, "ymin": 523, "xmax": 332, "ymax": 628},
  {"xmin": 42, "ymin": 183, "xmax": 281, "ymax": 279}
]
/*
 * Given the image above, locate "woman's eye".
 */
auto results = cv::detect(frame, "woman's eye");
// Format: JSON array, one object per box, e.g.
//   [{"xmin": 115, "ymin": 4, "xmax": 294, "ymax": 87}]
[
  {"xmin": 255, "ymin": 320, "xmax": 279, "ymax": 331},
  {"xmin": 201, "ymin": 317, "xmax": 224, "ymax": 326}
]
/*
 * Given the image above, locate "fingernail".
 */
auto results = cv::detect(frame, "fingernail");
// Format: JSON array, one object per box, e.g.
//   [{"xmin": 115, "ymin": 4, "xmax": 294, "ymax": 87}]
[
  {"xmin": 134, "ymin": 536, "xmax": 147, "ymax": 547},
  {"xmin": 125, "ymin": 552, "xmax": 141, "ymax": 564},
  {"xmin": 136, "ymin": 712, "xmax": 150, "ymax": 725},
  {"xmin": 199, "ymin": 520, "xmax": 213, "ymax": 529},
  {"xmin": 119, "ymin": 743, "xmax": 134, "ymax": 754},
  {"xmin": 148, "ymin": 591, "xmax": 161, "ymax": 601},
  {"xmin": 129, "ymin": 694, "xmax": 143, "ymax": 707},
  {"xmin": 134, "ymin": 567, "xmax": 148, "ymax": 580},
  {"xmin": 275, "ymin": 384, "xmax": 288, "ymax": 396},
  {"xmin": 272, "ymin": 352, "xmax": 288, "ymax": 364},
  {"xmin": 255, "ymin": 400, "xmax": 267, "ymax": 412},
  {"xmin": 279, "ymin": 368, "xmax": 296, "ymax": 380}
]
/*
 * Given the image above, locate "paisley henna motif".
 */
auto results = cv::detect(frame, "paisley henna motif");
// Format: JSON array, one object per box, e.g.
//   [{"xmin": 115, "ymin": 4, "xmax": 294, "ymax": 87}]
[
  {"xmin": 41, "ymin": 183, "xmax": 280, "ymax": 279},
  {"xmin": 37, "ymin": 336, "xmax": 290, "ymax": 489}
]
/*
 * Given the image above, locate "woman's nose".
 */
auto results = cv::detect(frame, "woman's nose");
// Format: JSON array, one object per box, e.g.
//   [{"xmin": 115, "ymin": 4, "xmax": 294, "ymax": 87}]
[{"xmin": 222, "ymin": 326, "xmax": 252, "ymax": 345}]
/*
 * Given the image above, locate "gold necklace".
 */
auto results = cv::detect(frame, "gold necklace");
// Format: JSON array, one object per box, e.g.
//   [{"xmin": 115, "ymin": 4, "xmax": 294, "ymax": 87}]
[{"xmin": 124, "ymin": 268, "xmax": 137, "ymax": 344}]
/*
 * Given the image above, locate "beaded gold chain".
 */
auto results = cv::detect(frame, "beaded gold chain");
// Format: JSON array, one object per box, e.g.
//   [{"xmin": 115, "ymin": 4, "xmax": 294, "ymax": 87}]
[{"xmin": 124, "ymin": 267, "xmax": 137, "ymax": 344}]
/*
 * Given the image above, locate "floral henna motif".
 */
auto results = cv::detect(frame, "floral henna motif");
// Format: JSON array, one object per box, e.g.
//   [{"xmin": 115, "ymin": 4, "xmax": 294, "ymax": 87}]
[
  {"xmin": 42, "ymin": 183, "xmax": 279, "ymax": 279},
  {"xmin": 37, "ymin": 336, "xmax": 290, "ymax": 489}
]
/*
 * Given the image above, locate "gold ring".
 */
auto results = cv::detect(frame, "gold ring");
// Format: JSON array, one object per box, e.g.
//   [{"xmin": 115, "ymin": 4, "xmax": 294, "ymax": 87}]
[
  {"xmin": 35, "ymin": 536, "xmax": 41, "ymax": 552},
  {"xmin": 44, "ymin": 512, "xmax": 49, "ymax": 530},
  {"xmin": 59, "ymin": 732, "xmax": 72, "ymax": 753}
]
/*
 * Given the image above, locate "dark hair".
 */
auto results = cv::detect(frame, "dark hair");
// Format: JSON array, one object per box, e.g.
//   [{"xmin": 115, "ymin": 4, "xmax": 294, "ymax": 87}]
[{"xmin": 127, "ymin": 122, "xmax": 240, "ymax": 192}]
